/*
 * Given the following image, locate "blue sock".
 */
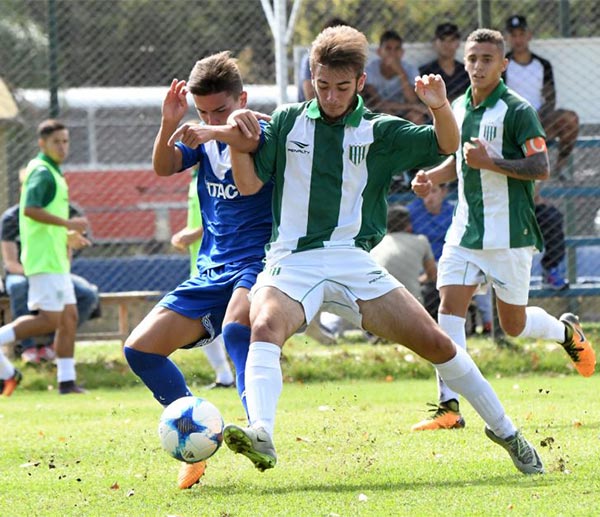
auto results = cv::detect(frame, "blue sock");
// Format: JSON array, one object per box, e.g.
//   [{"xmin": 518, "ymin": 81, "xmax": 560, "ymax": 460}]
[
  {"xmin": 222, "ymin": 322, "xmax": 250, "ymax": 417},
  {"xmin": 124, "ymin": 346, "xmax": 191, "ymax": 407}
]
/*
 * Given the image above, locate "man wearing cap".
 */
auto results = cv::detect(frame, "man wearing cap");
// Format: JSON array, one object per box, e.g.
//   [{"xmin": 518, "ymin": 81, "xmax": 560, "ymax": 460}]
[
  {"xmin": 504, "ymin": 14, "xmax": 579, "ymax": 180},
  {"xmin": 420, "ymin": 22, "xmax": 470, "ymax": 103}
]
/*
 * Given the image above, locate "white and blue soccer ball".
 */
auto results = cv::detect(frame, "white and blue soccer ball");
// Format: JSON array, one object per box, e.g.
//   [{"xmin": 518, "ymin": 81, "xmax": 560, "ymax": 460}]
[{"xmin": 158, "ymin": 396, "xmax": 224, "ymax": 463}]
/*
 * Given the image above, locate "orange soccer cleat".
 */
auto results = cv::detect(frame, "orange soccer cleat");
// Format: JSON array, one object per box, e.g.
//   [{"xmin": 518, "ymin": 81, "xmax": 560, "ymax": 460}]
[
  {"xmin": 177, "ymin": 461, "xmax": 207, "ymax": 489},
  {"xmin": 560, "ymin": 313, "xmax": 596, "ymax": 377},
  {"xmin": 411, "ymin": 400, "xmax": 466, "ymax": 431},
  {"xmin": 1, "ymin": 368, "xmax": 23, "ymax": 397}
]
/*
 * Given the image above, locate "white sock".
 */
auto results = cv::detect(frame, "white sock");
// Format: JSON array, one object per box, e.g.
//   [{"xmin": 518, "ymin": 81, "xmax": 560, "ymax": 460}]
[
  {"xmin": 0, "ymin": 326, "xmax": 16, "ymax": 347},
  {"xmin": 202, "ymin": 335, "xmax": 234, "ymax": 385},
  {"xmin": 245, "ymin": 341, "xmax": 282, "ymax": 438},
  {"xmin": 437, "ymin": 313, "xmax": 467, "ymax": 405},
  {"xmin": 518, "ymin": 306, "xmax": 566, "ymax": 341},
  {"xmin": 0, "ymin": 351, "xmax": 15, "ymax": 380},
  {"xmin": 57, "ymin": 358, "xmax": 76, "ymax": 383},
  {"xmin": 434, "ymin": 346, "xmax": 516, "ymax": 439}
]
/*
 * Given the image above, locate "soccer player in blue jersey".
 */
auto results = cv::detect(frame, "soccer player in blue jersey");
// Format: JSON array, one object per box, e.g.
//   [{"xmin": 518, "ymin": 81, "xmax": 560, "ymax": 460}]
[{"xmin": 123, "ymin": 51, "xmax": 272, "ymax": 489}]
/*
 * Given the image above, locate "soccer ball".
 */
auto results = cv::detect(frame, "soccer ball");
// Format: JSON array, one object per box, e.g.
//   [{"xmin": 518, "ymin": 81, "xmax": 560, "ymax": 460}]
[{"xmin": 158, "ymin": 396, "xmax": 224, "ymax": 463}]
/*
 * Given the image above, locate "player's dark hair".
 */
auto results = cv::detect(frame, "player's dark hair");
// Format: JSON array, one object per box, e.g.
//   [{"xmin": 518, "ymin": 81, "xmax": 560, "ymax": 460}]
[
  {"xmin": 310, "ymin": 25, "xmax": 369, "ymax": 78},
  {"xmin": 37, "ymin": 119, "xmax": 66, "ymax": 139},
  {"xmin": 379, "ymin": 29, "xmax": 403, "ymax": 47},
  {"xmin": 188, "ymin": 51, "xmax": 243, "ymax": 98},
  {"xmin": 466, "ymin": 28, "xmax": 505, "ymax": 55}
]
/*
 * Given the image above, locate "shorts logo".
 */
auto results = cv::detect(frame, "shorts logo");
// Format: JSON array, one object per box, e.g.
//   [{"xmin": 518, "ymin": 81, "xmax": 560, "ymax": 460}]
[
  {"xmin": 349, "ymin": 144, "xmax": 368, "ymax": 166},
  {"xmin": 367, "ymin": 269, "xmax": 387, "ymax": 284},
  {"xmin": 269, "ymin": 266, "xmax": 281, "ymax": 276},
  {"xmin": 482, "ymin": 124, "xmax": 497, "ymax": 141}
]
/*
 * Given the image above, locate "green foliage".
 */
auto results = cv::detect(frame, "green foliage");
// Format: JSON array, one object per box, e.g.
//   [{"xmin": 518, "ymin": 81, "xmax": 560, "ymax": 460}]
[{"xmin": 12, "ymin": 324, "xmax": 600, "ymax": 393}]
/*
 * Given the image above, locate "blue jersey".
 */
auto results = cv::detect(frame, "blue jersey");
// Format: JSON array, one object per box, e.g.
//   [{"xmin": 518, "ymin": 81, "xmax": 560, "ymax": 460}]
[{"xmin": 176, "ymin": 138, "xmax": 273, "ymax": 271}]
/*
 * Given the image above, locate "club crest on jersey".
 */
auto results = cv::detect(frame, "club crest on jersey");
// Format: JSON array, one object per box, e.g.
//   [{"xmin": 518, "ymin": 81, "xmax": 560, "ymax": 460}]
[
  {"xmin": 349, "ymin": 144, "xmax": 368, "ymax": 166},
  {"xmin": 482, "ymin": 124, "xmax": 497, "ymax": 141}
]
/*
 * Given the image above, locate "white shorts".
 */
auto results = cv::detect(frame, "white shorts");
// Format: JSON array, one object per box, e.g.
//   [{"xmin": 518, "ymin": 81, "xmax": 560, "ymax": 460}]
[
  {"xmin": 28, "ymin": 273, "xmax": 76, "ymax": 312},
  {"xmin": 437, "ymin": 245, "xmax": 535, "ymax": 305},
  {"xmin": 252, "ymin": 248, "xmax": 402, "ymax": 327}
]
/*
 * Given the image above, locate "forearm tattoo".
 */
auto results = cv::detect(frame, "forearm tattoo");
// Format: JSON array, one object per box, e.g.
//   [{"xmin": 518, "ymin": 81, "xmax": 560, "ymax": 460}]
[{"xmin": 492, "ymin": 152, "xmax": 549, "ymax": 180}]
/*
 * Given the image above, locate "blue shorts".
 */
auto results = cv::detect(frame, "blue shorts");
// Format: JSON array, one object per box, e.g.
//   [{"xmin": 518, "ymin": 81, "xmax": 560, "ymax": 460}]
[{"xmin": 159, "ymin": 260, "xmax": 263, "ymax": 347}]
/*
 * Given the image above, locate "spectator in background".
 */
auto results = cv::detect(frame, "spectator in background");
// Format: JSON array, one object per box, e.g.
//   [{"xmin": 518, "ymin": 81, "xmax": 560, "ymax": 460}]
[
  {"xmin": 504, "ymin": 15, "xmax": 579, "ymax": 180},
  {"xmin": 0, "ymin": 119, "xmax": 90, "ymax": 394},
  {"xmin": 419, "ymin": 22, "xmax": 470, "ymax": 104},
  {"xmin": 370, "ymin": 204, "xmax": 437, "ymax": 303},
  {"xmin": 407, "ymin": 183, "xmax": 453, "ymax": 262},
  {"xmin": 364, "ymin": 30, "xmax": 429, "ymax": 124},
  {"xmin": 1, "ymin": 200, "xmax": 100, "ymax": 364},
  {"xmin": 297, "ymin": 17, "xmax": 350, "ymax": 102},
  {"xmin": 534, "ymin": 187, "xmax": 568, "ymax": 289},
  {"xmin": 407, "ymin": 183, "xmax": 492, "ymax": 332},
  {"xmin": 170, "ymin": 166, "xmax": 236, "ymax": 388}
]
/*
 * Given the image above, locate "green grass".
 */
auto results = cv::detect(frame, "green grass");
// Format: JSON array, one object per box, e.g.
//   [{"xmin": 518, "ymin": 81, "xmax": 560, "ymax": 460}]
[
  {"xmin": 1, "ymin": 377, "xmax": 599, "ymax": 516},
  {"xmin": 2, "ymin": 331, "xmax": 599, "ymax": 516}
]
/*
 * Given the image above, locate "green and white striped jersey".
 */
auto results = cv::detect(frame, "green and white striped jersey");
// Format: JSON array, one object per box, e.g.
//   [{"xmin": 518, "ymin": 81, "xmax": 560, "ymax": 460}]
[
  {"xmin": 446, "ymin": 80, "xmax": 545, "ymax": 251},
  {"xmin": 254, "ymin": 96, "xmax": 443, "ymax": 261}
]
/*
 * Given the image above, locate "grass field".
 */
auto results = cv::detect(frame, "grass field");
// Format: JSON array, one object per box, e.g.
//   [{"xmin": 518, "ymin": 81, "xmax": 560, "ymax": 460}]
[{"xmin": 1, "ymin": 333, "xmax": 599, "ymax": 516}]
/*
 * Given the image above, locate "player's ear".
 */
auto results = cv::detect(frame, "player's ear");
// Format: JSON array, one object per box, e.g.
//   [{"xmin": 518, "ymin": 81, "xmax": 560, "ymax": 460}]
[
  {"xmin": 238, "ymin": 91, "xmax": 248, "ymax": 108},
  {"xmin": 357, "ymin": 72, "xmax": 367, "ymax": 92}
]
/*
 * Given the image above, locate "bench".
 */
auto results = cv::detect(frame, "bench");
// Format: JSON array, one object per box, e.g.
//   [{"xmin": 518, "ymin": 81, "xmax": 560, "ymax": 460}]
[
  {"xmin": 0, "ymin": 290, "xmax": 162, "ymax": 345},
  {"xmin": 77, "ymin": 290, "xmax": 162, "ymax": 343},
  {"xmin": 529, "ymin": 236, "xmax": 600, "ymax": 301}
]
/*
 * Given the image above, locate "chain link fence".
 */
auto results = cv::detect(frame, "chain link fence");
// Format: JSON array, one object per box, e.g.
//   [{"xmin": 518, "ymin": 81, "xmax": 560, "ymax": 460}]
[{"xmin": 1, "ymin": 0, "xmax": 599, "ymax": 324}]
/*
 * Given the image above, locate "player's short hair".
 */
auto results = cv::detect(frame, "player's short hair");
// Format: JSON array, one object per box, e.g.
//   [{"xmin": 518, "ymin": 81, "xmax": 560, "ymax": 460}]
[
  {"xmin": 37, "ymin": 119, "xmax": 66, "ymax": 139},
  {"xmin": 188, "ymin": 51, "xmax": 243, "ymax": 98},
  {"xmin": 379, "ymin": 29, "xmax": 403, "ymax": 47},
  {"xmin": 466, "ymin": 28, "xmax": 505, "ymax": 55},
  {"xmin": 310, "ymin": 25, "xmax": 369, "ymax": 78},
  {"xmin": 387, "ymin": 204, "xmax": 411, "ymax": 233}
]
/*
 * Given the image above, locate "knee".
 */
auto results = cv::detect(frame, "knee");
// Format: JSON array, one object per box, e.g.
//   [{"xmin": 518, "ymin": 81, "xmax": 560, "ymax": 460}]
[
  {"xmin": 251, "ymin": 311, "xmax": 283, "ymax": 343},
  {"xmin": 61, "ymin": 309, "xmax": 79, "ymax": 332},
  {"xmin": 427, "ymin": 330, "xmax": 457, "ymax": 364}
]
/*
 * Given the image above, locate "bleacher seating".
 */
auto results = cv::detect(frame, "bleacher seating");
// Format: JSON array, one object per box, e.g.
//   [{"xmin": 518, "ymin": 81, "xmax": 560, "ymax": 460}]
[{"xmin": 71, "ymin": 254, "xmax": 189, "ymax": 293}]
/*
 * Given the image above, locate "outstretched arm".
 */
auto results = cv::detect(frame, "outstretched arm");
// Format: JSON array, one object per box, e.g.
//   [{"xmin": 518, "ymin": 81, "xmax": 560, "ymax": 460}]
[
  {"xmin": 167, "ymin": 109, "xmax": 271, "ymax": 152},
  {"xmin": 414, "ymin": 74, "xmax": 459, "ymax": 155},
  {"xmin": 227, "ymin": 109, "xmax": 271, "ymax": 195}
]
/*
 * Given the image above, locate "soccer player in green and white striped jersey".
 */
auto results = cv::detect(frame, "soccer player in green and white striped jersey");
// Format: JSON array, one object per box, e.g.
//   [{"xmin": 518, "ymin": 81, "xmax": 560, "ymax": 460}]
[
  {"xmin": 411, "ymin": 29, "xmax": 595, "ymax": 433},
  {"xmin": 222, "ymin": 25, "xmax": 545, "ymax": 476}
]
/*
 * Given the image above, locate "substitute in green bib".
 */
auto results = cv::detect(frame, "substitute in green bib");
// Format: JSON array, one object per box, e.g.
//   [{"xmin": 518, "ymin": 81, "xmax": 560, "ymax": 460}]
[
  {"xmin": 410, "ymin": 28, "xmax": 595, "ymax": 433},
  {"xmin": 0, "ymin": 119, "xmax": 90, "ymax": 394},
  {"xmin": 221, "ymin": 25, "xmax": 545, "ymax": 476}
]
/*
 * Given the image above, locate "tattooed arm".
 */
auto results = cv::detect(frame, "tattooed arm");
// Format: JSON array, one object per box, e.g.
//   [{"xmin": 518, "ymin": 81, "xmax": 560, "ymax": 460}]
[{"xmin": 463, "ymin": 137, "xmax": 550, "ymax": 181}]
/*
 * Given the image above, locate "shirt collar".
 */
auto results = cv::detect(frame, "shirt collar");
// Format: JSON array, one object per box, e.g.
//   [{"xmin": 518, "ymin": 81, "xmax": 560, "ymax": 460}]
[
  {"xmin": 38, "ymin": 152, "xmax": 61, "ymax": 171},
  {"xmin": 306, "ymin": 94, "xmax": 365, "ymax": 127},
  {"xmin": 464, "ymin": 79, "xmax": 507, "ymax": 110}
]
